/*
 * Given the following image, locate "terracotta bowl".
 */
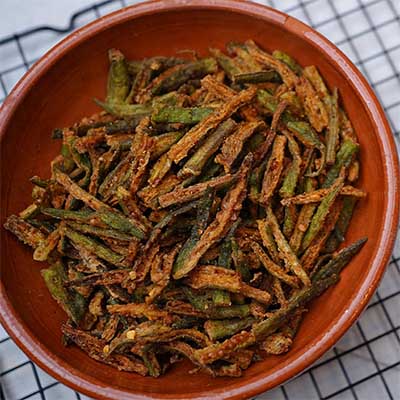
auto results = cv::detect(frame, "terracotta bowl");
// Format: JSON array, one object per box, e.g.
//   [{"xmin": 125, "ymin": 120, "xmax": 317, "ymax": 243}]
[{"xmin": 0, "ymin": 1, "xmax": 399, "ymax": 399}]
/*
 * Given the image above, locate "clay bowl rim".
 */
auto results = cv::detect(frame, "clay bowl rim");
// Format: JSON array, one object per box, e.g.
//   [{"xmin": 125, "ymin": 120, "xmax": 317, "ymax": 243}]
[{"xmin": 0, "ymin": 1, "xmax": 399, "ymax": 399}]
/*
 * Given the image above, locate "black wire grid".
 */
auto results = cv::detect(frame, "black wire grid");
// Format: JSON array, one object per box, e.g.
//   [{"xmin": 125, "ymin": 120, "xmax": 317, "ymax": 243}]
[{"xmin": 0, "ymin": 0, "xmax": 399, "ymax": 399}]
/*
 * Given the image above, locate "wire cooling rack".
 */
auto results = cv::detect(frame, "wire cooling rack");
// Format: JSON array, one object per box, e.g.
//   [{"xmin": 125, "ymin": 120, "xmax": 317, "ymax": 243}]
[{"xmin": 0, "ymin": 1, "xmax": 399, "ymax": 399}]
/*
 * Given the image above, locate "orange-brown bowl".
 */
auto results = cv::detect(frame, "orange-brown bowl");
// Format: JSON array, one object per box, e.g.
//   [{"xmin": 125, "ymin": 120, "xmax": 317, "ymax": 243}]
[{"xmin": 0, "ymin": 1, "xmax": 399, "ymax": 399}]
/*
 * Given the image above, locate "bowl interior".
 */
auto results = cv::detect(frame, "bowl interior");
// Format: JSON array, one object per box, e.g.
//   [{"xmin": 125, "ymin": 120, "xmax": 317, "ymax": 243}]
[{"xmin": 0, "ymin": 4, "xmax": 394, "ymax": 399}]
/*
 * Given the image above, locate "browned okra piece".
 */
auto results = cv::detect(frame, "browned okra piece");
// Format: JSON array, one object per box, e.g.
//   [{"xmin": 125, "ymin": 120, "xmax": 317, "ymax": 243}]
[
  {"xmin": 215, "ymin": 121, "xmax": 265, "ymax": 173},
  {"xmin": 260, "ymin": 135, "xmax": 287, "ymax": 204},
  {"xmin": 4, "ymin": 215, "xmax": 46, "ymax": 248},
  {"xmin": 250, "ymin": 241, "xmax": 300, "ymax": 288},
  {"xmin": 167, "ymin": 86, "xmax": 257, "ymax": 165},
  {"xmin": 158, "ymin": 173, "xmax": 236, "ymax": 208},
  {"xmin": 266, "ymin": 207, "xmax": 311, "ymax": 286},
  {"xmin": 172, "ymin": 154, "xmax": 252, "ymax": 279}
]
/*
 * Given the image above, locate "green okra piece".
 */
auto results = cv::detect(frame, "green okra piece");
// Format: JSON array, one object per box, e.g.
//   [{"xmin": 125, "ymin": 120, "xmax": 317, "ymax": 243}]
[
  {"xmin": 151, "ymin": 91, "xmax": 185, "ymax": 108},
  {"xmin": 199, "ymin": 161, "xmax": 222, "ymax": 183},
  {"xmin": 231, "ymin": 41, "xmax": 263, "ymax": 71},
  {"xmin": 252, "ymin": 274, "xmax": 338, "ymax": 340},
  {"xmin": 282, "ymin": 205, "xmax": 296, "ymax": 239},
  {"xmin": 324, "ymin": 196, "xmax": 357, "ymax": 253},
  {"xmin": 279, "ymin": 133, "xmax": 301, "ymax": 198},
  {"xmin": 323, "ymin": 139, "xmax": 359, "ymax": 188},
  {"xmin": 172, "ymin": 189, "xmax": 214, "ymax": 278},
  {"xmin": 313, "ymin": 238, "xmax": 367, "ymax": 281},
  {"xmin": 66, "ymin": 136, "xmax": 92, "ymax": 188},
  {"xmin": 151, "ymin": 58, "xmax": 218, "ymax": 95},
  {"xmin": 127, "ymin": 60, "xmax": 142, "ymax": 76},
  {"xmin": 94, "ymin": 99, "xmax": 152, "ymax": 118},
  {"xmin": 326, "ymin": 87, "xmax": 339, "ymax": 165},
  {"xmin": 30, "ymin": 176, "xmax": 50, "ymax": 188},
  {"xmin": 249, "ymin": 158, "xmax": 267, "ymax": 203},
  {"xmin": 272, "ymin": 50, "xmax": 302, "ymax": 75},
  {"xmin": 231, "ymin": 239, "xmax": 252, "ymax": 283},
  {"xmin": 19, "ymin": 204, "xmax": 40, "ymax": 220},
  {"xmin": 289, "ymin": 178, "xmax": 317, "ymax": 255},
  {"xmin": 4, "ymin": 215, "xmax": 46, "ymax": 248},
  {"xmin": 287, "ymin": 121, "xmax": 325, "ymax": 150},
  {"xmin": 106, "ymin": 48, "xmax": 130, "ymax": 104},
  {"xmin": 42, "ymin": 208, "xmax": 94, "ymax": 223},
  {"xmin": 208, "ymin": 304, "xmax": 251, "ymax": 319},
  {"xmin": 213, "ymin": 219, "xmax": 241, "ymax": 306},
  {"xmin": 233, "ymin": 70, "xmax": 281, "ymax": 84},
  {"xmin": 142, "ymin": 345, "xmax": 161, "ymax": 378},
  {"xmin": 60, "ymin": 142, "xmax": 75, "ymax": 173},
  {"xmin": 41, "ymin": 261, "xmax": 87, "ymax": 324},
  {"xmin": 151, "ymin": 131, "xmax": 185, "ymax": 160},
  {"xmin": 301, "ymin": 175, "xmax": 345, "ymax": 251},
  {"xmin": 267, "ymin": 207, "xmax": 310, "ymax": 286},
  {"xmin": 126, "ymin": 61, "xmax": 153, "ymax": 103},
  {"xmin": 257, "ymin": 89, "xmax": 279, "ymax": 114},
  {"xmin": 63, "ymin": 227, "xmax": 125, "ymax": 265},
  {"xmin": 96, "ymin": 207, "xmax": 145, "ymax": 240},
  {"xmin": 104, "ymin": 118, "xmax": 142, "ymax": 135},
  {"xmin": 151, "ymin": 106, "xmax": 213, "ymax": 124},
  {"xmin": 179, "ymin": 119, "xmax": 237, "ymax": 178},
  {"xmin": 205, "ymin": 317, "xmax": 255, "ymax": 340},
  {"xmin": 66, "ymin": 221, "xmax": 133, "ymax": 242},
  {"xmin": 209, "ymin": 48, "xmax": 242, "ymax": 79}
]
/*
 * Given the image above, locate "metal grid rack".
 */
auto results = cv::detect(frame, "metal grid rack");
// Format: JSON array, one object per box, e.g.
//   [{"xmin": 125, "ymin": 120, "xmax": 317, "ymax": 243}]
[{"xmin": 0, "ymin": 1, "xmax": 399, "ymax": 399}]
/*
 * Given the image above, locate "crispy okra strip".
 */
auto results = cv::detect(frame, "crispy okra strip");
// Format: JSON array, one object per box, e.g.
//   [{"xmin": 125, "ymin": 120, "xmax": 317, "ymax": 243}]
[
  {"xmin": 33, "ymin": 229, "xmax": 60, "ymax": 261},
  {"xmin": 186, "ymin": 266, "xmax": 271, "ymax": 304},
  {"xmin": 213, "ymin": 220, "xmax": 241, "ymax": 306},
  {"xmin": 53, "ymin": 168, "xmax": 111, "ymax": 211},
  {"xmin": 279, "ymin": 131, "xmax": 302, "ymax": 198},
  {"xmin": 301, "ymin": 175, "xmax": 345, "ymax": 251},
  {"xmin": 260, "ymin": 135, "xmax": 287, "ymax": 204},
  {"xmin": 152, "ymin": 58, "xmax": 218, "ymax": 96},
  {"xmin": 62, "ymin": 227, "xmax": 125, "ymax": 266},
  {"xmin": 173, "ymin": 154, "xmax": 252, "ymax": 279},
  {"xmin": 244, "ymin": 40, "xmax": 297, "ymax": 88},
  {"xmin": 325, "ymin": 197, "xmax": 358, "ymax": 253},
  {"xmin": 250, "ymin": 241, "xmax": 300, "ymax": 288},
  {"xmin": 313, "ymin": 238, "xmax": 367, "ymax": 281},
  {"xmin": 257, "ymin": 219, "xmax": 281, "ymax": 264},
  {"xmin": 62, "ymin": 324, "xmax": 148, "ymax": 375},
  {"xmin": 281, "ymin": 185, "xmax": 366, "ymax": 206},
  {"xmin": 150, "ymin": 131, "xmax": 185, "ymax": 160},
  {"xmin": 151, "ymin": 106, "xmax": 213, "ymax": 124},
  {"xmin": 323, "ymin": 139, "xmax": 359, "ymax": 188},
  {"xmin": 41, "ymin": 262, "xmax": 87, "ymax": 324},
  {"xmin": 289, "ymin": 178, "xmax": 317, "ymax": 254},
  {"xmin": 301, "ymin": 199, "xmax": 342, "ymax": 271},
  {"xmin": 266, "ymin": 207, "xmax": 311, "ymax": 286},
  {"xmin": 106, "ymin": 48, "xmax": 130, "ymax": 104},
  {"xmin": 326, "ymin": 87, "xmax": 340, "ymax": 165},
  {"xmin": 252, "ymin": 273, "xmax": 339, "ymax": 341},
  {"xmin": 231, "ymin": 239, "xmax": 252, "ymax": 283},
  {"xmin": 96, "ymin": 208, "xmax": 145, "ymax": 240},
  {"xmin": 209, "ymin": 48, "xmax": 242, "ymax": 79},
  {"xmin": 4, "ymin": 215, "xmax": 46, "ymax": 248},
  {"xmin": 107, "ymin": 303, "xmax": 171, "ymax": 322},
  {"xmin": 272, "ymin": 50, "xmax": 302, "ymax": 75},
  {"xmin": 158, "ymin": 173, "xmax": 235, "ymax": 208},
  {"xmin": 233, "ymin": 70, "xmax": 281, "ymax": 84},
  {"xmin": 167, "ymin": 86, "xmax": 257, "ymax": 164},
  {"xmin": 94, "ymin": 99, "xmax": 151, "ymax": 118},
  {"xmin": 302, "ymin": 65, "xmax": 330, "ymax": 107},
  {"xmin": 215, "ymin": 121, "xmax": 264, "ymax": 173},
  {"xmin": 65, "ymin": 221, "xmax": 132, "ymax": 242},
  {"xmin": 173, "ymin": 188, "xmax": 214, "ymax": 278},
  {"xmin": 204, "ymin": 317, "xmax": 255, "ymax": 340},
  {"xmin": 295, "ymin": 75, "xmax": 329, "ymax": 133},
  {"xmin": 194, "ymin": 330, "xmax": 256, "ymax": 365},
  {"xmin": 179, "ymin": 119, "xmax": 237, "ymax": 178}
]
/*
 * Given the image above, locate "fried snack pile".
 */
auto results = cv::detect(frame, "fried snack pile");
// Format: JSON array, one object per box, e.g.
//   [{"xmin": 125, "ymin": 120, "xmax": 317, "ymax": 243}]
[{"xmin": 4, "ymin": 40, "xmax": 367, "ymax": 377}]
